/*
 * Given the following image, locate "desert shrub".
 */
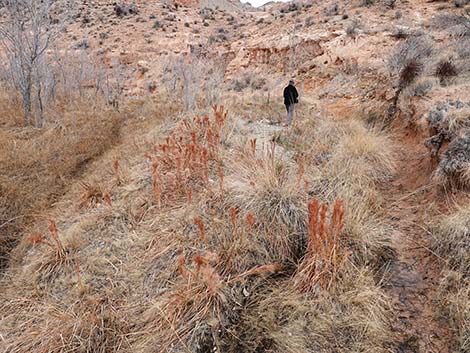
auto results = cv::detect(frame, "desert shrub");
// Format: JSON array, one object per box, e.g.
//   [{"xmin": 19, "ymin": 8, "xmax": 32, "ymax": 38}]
[
  {"xmin": 431, "ymin": 13, "xmax": 470, "ymax": 37},
  {"xmin": 427, "ymin": 100, "xmax": 470, "ymax": 137},
  {"xmin": 305, "ymin": 16, "xmax": 314, "ymax": 27},
  {"xmin": 324, "ymin": 3, "xmax": 340, "ymax": 16},
  {"xmin": 229, "ymin": 71, "xmax": 267, "ymax": 92},
  {"xmin": 391, "ymin": 27, "xmax": 410, "ymax": 39},
  {"xmin": 346, "ymin": 19, "xmax": 360, "ymax": 37},
  {"xmin": 435, "ymin": 59, "xmax": 459, "ymax": 85},
  {"xmin": 388, "ymin": 35, "xmax": 434, "ymax": 74},
  {"xmin": 426, "ymin": 100, "xmax": 470, "ymax": 158},
  {"xmin": 114, "ymin": 1, "xmax": 138, "ymax": 16},
  {"xmin": 384, "ymin": 0, "xmax": 397, "ymax": 8},
  {"xmin": 410, "ymin": 78, "xmax": 435, "ymax": 97},
  {"xmin": 436, "ymin": 132, "xmax": 470, "ymax": 187},
  {"xmin": 453, "ymin": 0, "xmax": 469, "ymax": 7}
]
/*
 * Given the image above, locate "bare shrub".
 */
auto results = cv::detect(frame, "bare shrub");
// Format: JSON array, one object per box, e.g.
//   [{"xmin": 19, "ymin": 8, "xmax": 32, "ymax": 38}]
[
  {"xmin": 325, "ymin": 3, "xmax": 340, "ymax": 16},
  {"xmin": 114, "ymin": 1, "xmax": 139, "ymax": 17},
  {"xmin": 388, "ymin": 35, "xmax": 433, "ymax": 116},
  {"xmin": 435, "ymin": 59, "xmax": 459, "ymax": 85},
  {"xmin": 229, "ymin": 70, "xmax": 266, "ymax": 92},
  {"xmin": 391, "ymin": 27, "xmax": 410, "ymax": 40},
  {"xmin": 161, "ymin": 55, "xmax": 225, "ymax": 110},
  {"xmin": 346, "ymin": 19, "xmax": 360, "ymax": 37},
  {"xmin": 453, "ymin": 0, "xmax": 469, "ymax": 7}
]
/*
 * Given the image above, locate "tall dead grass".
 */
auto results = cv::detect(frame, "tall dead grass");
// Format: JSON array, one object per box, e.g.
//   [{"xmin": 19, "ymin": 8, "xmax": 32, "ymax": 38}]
[
  {"xmin": 431, "ymin": 204, "xmax": 470, "ymax": 352},
  {"xmin": 0, "ymin": 103, "xmax": 396, "ymax": 353},
  {"xmin": 0, "ymin": 95, "xmax": 122, "ymax": 269}
]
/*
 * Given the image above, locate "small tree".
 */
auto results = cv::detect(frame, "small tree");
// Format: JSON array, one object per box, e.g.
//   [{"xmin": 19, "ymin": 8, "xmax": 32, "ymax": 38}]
[{"xmin": 0, "ymin": 0, "xmax": 58, "ymax": 126}]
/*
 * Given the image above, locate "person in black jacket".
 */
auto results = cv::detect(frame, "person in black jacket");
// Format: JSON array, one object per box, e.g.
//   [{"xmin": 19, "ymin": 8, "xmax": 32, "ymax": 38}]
[{"xmin": 283, "ymin": 80, "xmax": 299, "ymax": 126}]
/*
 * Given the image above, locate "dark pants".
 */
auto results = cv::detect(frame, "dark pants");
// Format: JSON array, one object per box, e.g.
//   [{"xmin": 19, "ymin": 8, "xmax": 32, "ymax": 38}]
[{"xmin": 285, "ymin": 104, "xmax": 295, "ymax": 125}]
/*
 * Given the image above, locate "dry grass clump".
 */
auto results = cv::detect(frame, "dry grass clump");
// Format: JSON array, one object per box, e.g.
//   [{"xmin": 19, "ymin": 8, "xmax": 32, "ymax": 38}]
[
  {"xmin": 226, "ymin": 146, "xmax": 308, "ymax": 262},
  {"xmin": 131, "ymin": 210, "xmax": 283, "ymax": 352},
  {"xmin": 278, "ymin": 117, "xmax": 394, "ymax": 267},
  {"xmin": 431, "ymin": 205, "xmax": 470, "ymax": 352},
  {"xmin": 436, "ymin": 272, "xmax": 470, "ymax": 353},
  {"xmin": 431, "ymin": 204, "xmax": 470, "ymax": 276},
  {"xmin": 1, "ymin": 296, "xmax": 128, "ymax": 352},
  {"xmin": 323, "ymin": 120, "xmax": 396, "ymax": 186},
  {"xmin": 431, "ymin": 13, "xmax": 470, "ymax": 38},
  {"xmin": 226, "ymin": 268, "xmax": 390, "ymax": 353},
  {"xmin": 0, "ymin": 97, "xmax": 122, "ymax": 268}
]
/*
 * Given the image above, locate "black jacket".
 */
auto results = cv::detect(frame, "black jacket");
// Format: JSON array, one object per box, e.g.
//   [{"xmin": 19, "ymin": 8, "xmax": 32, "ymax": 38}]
[{"xmin": 283, "ymin": 84, "xmax": 299, "ymax": 105}]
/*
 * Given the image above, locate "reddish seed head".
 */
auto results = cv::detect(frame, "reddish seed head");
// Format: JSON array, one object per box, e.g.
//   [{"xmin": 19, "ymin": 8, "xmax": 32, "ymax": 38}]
[
  {"xmin": 29, "ymin": 233, "xmax": 45, "ymax": 244},
  {"xmin": 194, "ymin": 217, "xmax": 206, "ymax": 243},
  {"xmin": 246, "ymin": 213, "xmax": 255, "ymax": 228},
  {"xmin": 193, "ymin": 254, "xmax": 206, "ymax": 269}
]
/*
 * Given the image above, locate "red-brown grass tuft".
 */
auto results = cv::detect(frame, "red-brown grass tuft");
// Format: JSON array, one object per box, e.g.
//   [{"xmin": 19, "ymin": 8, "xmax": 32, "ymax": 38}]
[
  {"xmin": 294, "ymin": 199, "xmax": 348, "ymax": 291},
  {"xmin": 144, "ymin": 105, "xmax": 228, "ymax": 206}
]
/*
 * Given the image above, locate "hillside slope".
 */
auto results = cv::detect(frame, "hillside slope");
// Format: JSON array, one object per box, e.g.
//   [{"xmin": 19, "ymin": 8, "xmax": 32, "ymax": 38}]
[{"xmin": 1, "ymin": 0, "xmax": 469, "ymax": 352}]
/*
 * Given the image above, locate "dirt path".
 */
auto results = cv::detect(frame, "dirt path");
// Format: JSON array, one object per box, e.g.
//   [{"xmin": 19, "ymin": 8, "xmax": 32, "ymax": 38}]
[{"xmin": 382, "ymin": 127, "xmax": 453, "ymax": 353}]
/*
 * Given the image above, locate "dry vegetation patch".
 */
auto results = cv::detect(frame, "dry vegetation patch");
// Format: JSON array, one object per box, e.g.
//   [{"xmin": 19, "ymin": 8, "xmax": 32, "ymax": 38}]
[
  {"xmin": 431, "ymin": 204, "xmax": 470, "ymax": 352},
  {"xmin": 0, "ymin": 97, "xmax": 122, "ymax": 268},
  {"xmin": 0, "ymin": 104, "xmax": 398, "ymax": 352}
]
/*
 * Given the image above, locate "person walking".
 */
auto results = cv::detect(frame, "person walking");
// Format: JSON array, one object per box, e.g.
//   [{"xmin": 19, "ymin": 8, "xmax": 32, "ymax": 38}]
[{"xmin": 283, "ymin": 79, "xmax": 299, "ymax": 127}]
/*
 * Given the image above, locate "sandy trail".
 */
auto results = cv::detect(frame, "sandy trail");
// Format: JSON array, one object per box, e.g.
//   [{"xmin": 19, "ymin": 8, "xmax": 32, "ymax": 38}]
[{"xmin": 382, "ymin": 127, "xmax": 452, "ymax": 353}]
